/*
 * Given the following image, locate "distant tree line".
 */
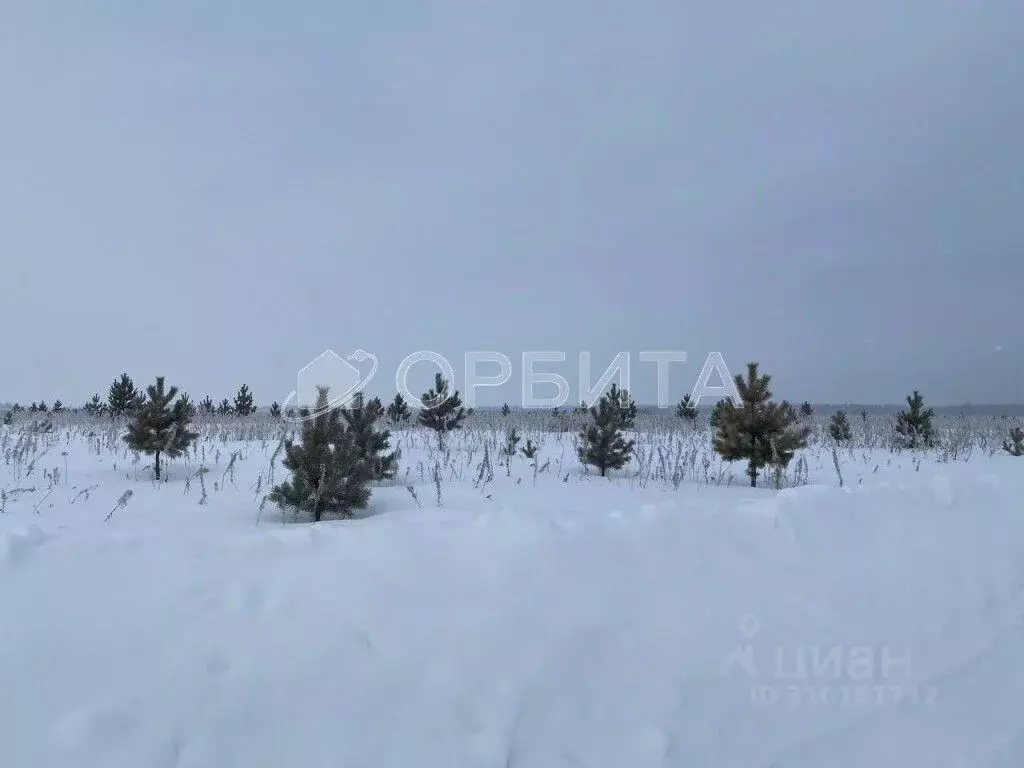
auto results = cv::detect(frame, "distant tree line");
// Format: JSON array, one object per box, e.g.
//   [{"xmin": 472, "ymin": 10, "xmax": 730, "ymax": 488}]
[{"xmin": 3, "ymin": 363, "xmax": 1021, "ymax": 519}]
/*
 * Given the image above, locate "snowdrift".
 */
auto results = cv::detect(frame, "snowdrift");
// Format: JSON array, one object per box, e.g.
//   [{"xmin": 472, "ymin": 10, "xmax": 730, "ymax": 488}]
[{"xmin": 2, "ymin": 449, "xmax": 1023, "ymax": 767}]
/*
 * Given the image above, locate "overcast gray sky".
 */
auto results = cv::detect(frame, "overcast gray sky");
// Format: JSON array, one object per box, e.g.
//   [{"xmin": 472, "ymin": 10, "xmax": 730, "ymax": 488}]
[{"xmin": 2, "ymin": 1, "xmax": 1022, "ymax": 407}]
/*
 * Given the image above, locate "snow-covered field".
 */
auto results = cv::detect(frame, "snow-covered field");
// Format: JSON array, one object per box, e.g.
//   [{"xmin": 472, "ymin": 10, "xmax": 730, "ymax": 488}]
[{"xmin": 2, "ymin": 413, "xmax": 1024, "ymax": 767}]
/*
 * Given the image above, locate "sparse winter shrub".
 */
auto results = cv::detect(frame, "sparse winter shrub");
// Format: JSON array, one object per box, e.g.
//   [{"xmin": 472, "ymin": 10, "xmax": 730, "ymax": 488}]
[
  {"xmin": 894, "ymin": 390, "xmax": 936, "ymax": 449},
  {"xmin": 676, "ymin": 394, "xmax": 698, "ymax": 423},
  {"xmin": 829, "ymin": 410, "xmax": 853, "ymax": 443},
  {"xmin": 709, "ymin": 398, "xmax": 729, "ymax": 429},
  {"xmin": 418, "ymin": 373, "xmax": 466, "ymax": 449},
  {"xmin": 233, "ymin": 384, "xmax": 256, "ymax": 416},
  {"xmin": 713, "ymin": 362, "xmax": 810, "ymax": 487},
  {"xmin": 578, "ymin": 387, "xmax": 636, "ymax": 477},
  {"xmin": 84, "ymin": 394, "xmax": 107, "ymax": 416},
  {"xmin": 268, "ymin": 386, "xmax": 374, "ymax": 522},
  {"xmin": 1003, "ymin": 426, "xmax": 1024, "ymax": 457},
  {"xmin": 108, "ymin": 373, "xmax": 138, "ymax": 417},
  {"xmin": 386, "ymin": 393, "xmax": 411, "ymax": 425},
  {"xmin": 123, "ymin": 377, "xmax": 199, "ymax": 480},
  {"xmin": 344, "ymin": 394, "xmax": 398, "ymax": 482}
]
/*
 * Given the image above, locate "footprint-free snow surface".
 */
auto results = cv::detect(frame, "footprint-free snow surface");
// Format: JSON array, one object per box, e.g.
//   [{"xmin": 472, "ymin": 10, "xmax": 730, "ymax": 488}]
[{"xmin": 2, "ymin": 438, "xmax": 1024, "ymax": 767}]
